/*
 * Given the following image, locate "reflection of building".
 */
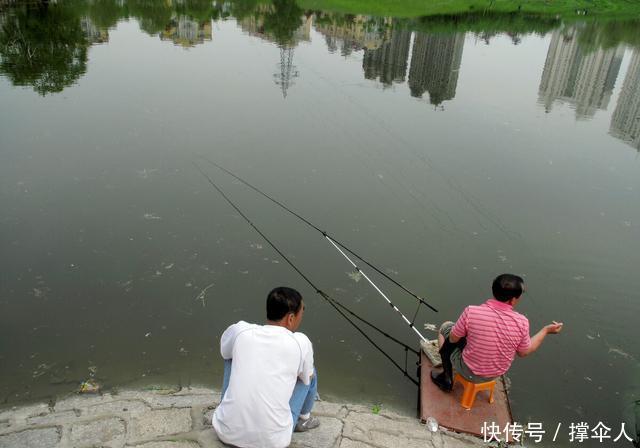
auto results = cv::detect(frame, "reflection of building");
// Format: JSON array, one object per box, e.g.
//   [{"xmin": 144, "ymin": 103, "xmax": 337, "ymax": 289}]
[
  {"xmin": 539, "ymin": 27, "xmax": 624, "ymax": 120},
  {"xmin": 408, "ymin": 32, "xmax": 464, "ymax": 105},
  {"xmin": 363, "ymin": 28, "xmax": 411, "ymax": 86},
  {"xmin": 237, "ymin": 6, "xmax": 312, "ymax": 46},
  {"xmin": 314, "ymin": 15, "xmax": 390, "ymax": 56},
  {"xmin": 80, "ymin": 16, "xmax": 109, "ymax": 43},
  {"xmin": 610, "ymin": 50, "xmax": 640, "ymax": 151},
  {"xmin": 160, "ymin": 16, "xmax": 212, "ymax": 47}
]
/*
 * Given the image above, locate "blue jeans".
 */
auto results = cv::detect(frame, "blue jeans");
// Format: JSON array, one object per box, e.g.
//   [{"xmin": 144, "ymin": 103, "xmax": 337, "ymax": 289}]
[{"xmin": 221, "ymin": 359, "xmax": 317, "ymax": 427}]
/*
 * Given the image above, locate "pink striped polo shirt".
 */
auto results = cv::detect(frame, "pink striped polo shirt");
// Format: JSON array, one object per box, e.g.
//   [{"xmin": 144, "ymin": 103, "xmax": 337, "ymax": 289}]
[{"xmin": 451, "ymin": 298, "xmax": 531, "ymax": 377}]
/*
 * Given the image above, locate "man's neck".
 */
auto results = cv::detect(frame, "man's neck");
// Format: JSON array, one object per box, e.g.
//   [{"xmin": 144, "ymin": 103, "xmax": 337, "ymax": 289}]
[{"xmin": 266, "ymin": 320, "xmax": 292, "ymax": 331}]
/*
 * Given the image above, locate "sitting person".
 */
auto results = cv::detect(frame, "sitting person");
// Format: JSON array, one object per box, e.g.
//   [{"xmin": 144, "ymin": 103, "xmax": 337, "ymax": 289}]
[
  {"xmin": 212, "ymin": 286, "xmax": 320, "ymax": 448},
  {"xmin": 432, "ymin": 273, "xmax": 563, "ymax": 390}
]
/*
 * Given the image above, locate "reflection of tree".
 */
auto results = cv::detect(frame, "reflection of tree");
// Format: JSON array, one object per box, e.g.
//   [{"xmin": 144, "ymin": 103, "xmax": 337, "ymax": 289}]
[
  {"xmin": 127, "ymin": 0, "xmax": 174, "ymax": 34},
  {"xmin": 0, "ymin": 1, "xmax": 88, "ymax": 95},
  {"xmin": 262, "ymin": 0, "xmax": 303, "ymax": 46}
]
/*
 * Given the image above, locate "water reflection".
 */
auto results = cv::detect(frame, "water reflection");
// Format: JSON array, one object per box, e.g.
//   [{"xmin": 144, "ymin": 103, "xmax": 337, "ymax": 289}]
[
  {"xmin": 539, "ymin": 25, "xmax": 624, "ymax": 120},
  {"xmin": 0, "ymin": 1, "xmax": 89, "ymax": 95},
  {"xmin": 610, "ymin": 49, "xmax": 640, "ymax": 151},
  {"xmin": 408, "ymin": 32, "xmax": 464, "ymax": 106}
]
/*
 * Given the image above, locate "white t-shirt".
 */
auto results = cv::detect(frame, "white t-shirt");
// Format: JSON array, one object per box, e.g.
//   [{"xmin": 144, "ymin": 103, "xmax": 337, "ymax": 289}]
[{"xmin": 212, "ymin": 321, "xmax": 314, "ymax": 448}]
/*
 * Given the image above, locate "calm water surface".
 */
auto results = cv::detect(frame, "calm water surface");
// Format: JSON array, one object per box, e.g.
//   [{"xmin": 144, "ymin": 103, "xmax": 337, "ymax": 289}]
[{"xmin": 1, "ymin": 1, "xmax": 639, "ymax": 446}]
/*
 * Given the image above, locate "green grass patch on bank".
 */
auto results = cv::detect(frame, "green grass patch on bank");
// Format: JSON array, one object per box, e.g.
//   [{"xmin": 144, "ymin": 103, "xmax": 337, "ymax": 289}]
[{"xmin": 297, "ymin": 0, "xmax": 640, "ymax": 19}]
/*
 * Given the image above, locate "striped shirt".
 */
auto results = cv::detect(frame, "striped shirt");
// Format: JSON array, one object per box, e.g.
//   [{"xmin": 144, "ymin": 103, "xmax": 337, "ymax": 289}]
[{"xmin": 451, "ymin": 298, "xmax": 531, "ymax": 377}]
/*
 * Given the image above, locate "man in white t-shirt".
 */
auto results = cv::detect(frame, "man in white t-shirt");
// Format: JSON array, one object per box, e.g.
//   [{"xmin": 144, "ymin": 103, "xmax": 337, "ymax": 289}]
[{"xmin": 212, "ymin": 287, "xmax": 319, "ymax": 448}]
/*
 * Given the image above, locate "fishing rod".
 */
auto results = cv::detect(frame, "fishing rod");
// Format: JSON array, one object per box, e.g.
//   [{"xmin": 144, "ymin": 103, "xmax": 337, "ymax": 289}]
[
  {"xmin": 194, "ymin": 163, "xmax": 420, "ymax": 386},
  {"xmin": 198, "ymin": 156, "xmax": 437, "ymax": 313}
]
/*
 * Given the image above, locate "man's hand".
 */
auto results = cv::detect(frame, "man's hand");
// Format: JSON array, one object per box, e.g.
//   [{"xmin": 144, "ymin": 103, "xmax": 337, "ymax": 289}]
[{"xmin": 545, "ymin": 321, "xmax": 564, "ymax": 334}]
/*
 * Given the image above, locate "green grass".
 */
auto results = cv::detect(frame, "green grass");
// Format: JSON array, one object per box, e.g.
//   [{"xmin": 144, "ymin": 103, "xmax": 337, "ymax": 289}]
[{"xmin": 297, "ymin": 0, "xmax": 640, "ymax": 19}]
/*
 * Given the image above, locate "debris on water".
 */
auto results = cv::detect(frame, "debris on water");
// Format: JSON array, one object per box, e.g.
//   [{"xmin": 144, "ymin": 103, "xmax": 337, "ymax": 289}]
[
  {"xmin": 185, "ymin": 282, "xmax": 192, "ymax": 287},
  {"xmin": 424, "ymin": 323, "xmax": 438, "ymax": 332},
  {"xmin": 271, "ymin": 260, "xmax": 279, "ymax": 264},
  {"xmin": 609, "ymin": 347, "xmax": 634, "ymax": 361},
  {"xmin": 586, "ymin": 334, "xmax": 596, "ymax": 340},
  {"xmin": 194, "ymin": 282, "xmax": 215, "ymax": 307},
  {"xmin": 164, "ymin": 263, "xmax": 174, "ymax": 270},
  {"xmin": 32, "ymin": 363, "xmax": 56, "ymax": 379},
  {"xmin": 250, "ymin": 243, "xmax": 263, "ymax": 250},
  {"xmin": 623, "ymin": 221, "xmax": 632, "ymax": 227},
  {"xmin": 143, "ymin": 213, "xmax": 162, "ymax": 220},
  {"xmin": 154, "ymin": 270, "xmax": 163, "ymax": 277},
  {"xmin": 347, "ymin": 271, "xmax": 362, "ymax": 282},
  {"xmin": 472, "ymin": 266, "xmax": 478, "ymax": 270},
  {"xmin": 145, "ymin": 332, "xmax": 152, "ymax": 338},
  {"xmin": 573, "ymin": 275, "xmax": 585, "ymax": 281},
  {"xmin": 584, "ymin": 376, "xmax": 592, "ymax": 382},
  {"xmin": 239, "ymin": 270, "xmax": 249, "ymax": 275},
  {"xmin": 137, "ymin": 168, "xmax": 158, "ymax": 179},
  {"xmin": 179, "ymin": 347, "xmax": 188, "ymax": 355},
  {"xmin": 79, "ymin": 380, "xmax": 101, "ymax": 394},
  {"xmin": 88, "ymin": 365, "xmax": 98, "ymax": 376},
  {"xmin": 498, "ymin": 255, "xmax": 508, "ymax": 262}
]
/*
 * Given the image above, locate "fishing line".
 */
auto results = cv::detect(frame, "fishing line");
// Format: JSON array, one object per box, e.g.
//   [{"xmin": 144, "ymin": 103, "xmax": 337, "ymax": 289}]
[
  {"xmin": 198, "ymin": 155, "xmax": 438, "ymax": 314},
  {"xmin": 194, "ymin": 163, "xmax": 420, "ymax": 386}
]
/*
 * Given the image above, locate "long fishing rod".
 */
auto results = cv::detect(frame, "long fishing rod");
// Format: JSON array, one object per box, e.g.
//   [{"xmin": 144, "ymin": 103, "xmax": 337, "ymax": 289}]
[
  {"xmin": 195, "ymin": 164, "xmax": 420, "ymax": 386},
  {"xmin": 198, "ymin": 156, "xmax": 439, "ymax": 317}
]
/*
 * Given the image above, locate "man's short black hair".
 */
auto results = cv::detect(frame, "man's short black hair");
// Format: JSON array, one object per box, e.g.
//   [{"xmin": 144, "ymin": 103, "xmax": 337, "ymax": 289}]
[
  {"xmin": 266, "ymin": 287, "xmax": 303, "ymax": 321},
  {"xmin": 492, "ymin": 274, "xmax": 525, "ymax": 302}
]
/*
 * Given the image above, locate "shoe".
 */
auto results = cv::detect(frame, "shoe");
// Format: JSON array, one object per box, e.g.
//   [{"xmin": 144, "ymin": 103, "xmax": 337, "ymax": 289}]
[
  {"xmin": 431, "ymin": 369, "xmax": 452, "ymax": 392},
  {"xmin": 294, "ymin": 416, "xmax": 320, "ymax": 432}
]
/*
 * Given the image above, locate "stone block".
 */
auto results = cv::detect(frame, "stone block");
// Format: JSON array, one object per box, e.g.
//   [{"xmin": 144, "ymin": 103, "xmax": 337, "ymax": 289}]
[
  {"xmin": 27, "ymin": 410, "xmax": 78, "ymax": 426},
  {"xmin": 86, "ymin": 399, "xmax": 150, "ymax": 417},
  {"xmin": 54, "ymin": 393, "xmax": 117, "ymax": 412},
  {"xmin": 128, "ymin": 409, "xmax": 192, "ymax": 443},
  {"xmin": 130, "ymin": 441, "xmax": 201, "ymax": 448},
  {"xmin": 339, "ymin": 439, "xmax": 374, "ymax": 448},
  {"xmin": 312, "ymin": 401, "xmax": 348, "ymax": 419},
  {"xmin": 201, "ymin": 406, "xmax": 216, "ymax": 427},
  {"xmin": 291, "ymin": 416, "xmax": 343, "ymax": 448},
  {"xmin": 0, "ymin": 403, "xmax": 50, "ymax": 425},
  {"xmin": 342, "ymin": 411, "xmax": 435, "ymax": 448},
  {"xmin": 70, "ymin": 417, "xmax": 126, "ymax": 448},
  {"xmin": 144, "ymin": 394, "xmax": 217, "ymax": 409},
  {"xmin": 0, "ymin": 427, "xmax": 61, "ymax": 448}
]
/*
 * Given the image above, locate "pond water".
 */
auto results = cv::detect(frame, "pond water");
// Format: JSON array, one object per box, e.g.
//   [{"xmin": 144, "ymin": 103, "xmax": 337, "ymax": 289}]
[{"xmin": 1, "ymin": 1, "xmax": 639, "ymax": 446}]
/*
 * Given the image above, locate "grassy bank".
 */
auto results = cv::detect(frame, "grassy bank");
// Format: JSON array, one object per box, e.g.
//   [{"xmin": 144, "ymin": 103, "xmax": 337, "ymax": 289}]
[{"xmin": 297, "ymin": 0, "xmax": 640, "ymax": 19}]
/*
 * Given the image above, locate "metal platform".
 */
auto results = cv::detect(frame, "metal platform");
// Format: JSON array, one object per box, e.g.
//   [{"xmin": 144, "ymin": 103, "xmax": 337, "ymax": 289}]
[{"xmin": 419, "ymin": 344, "xmax": 514, "ymax": 438}]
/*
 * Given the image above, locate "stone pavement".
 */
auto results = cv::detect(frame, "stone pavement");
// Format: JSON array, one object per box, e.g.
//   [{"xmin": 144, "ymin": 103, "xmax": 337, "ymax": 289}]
[{"xmin": 0, "ymin": 387, "xmax": 486, "ymax": 448}]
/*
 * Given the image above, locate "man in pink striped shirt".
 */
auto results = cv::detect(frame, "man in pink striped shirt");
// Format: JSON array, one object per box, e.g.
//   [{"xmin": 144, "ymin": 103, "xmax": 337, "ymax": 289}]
[{"xmin": 431, "ymin": 274, "xmax": 563, "ymax": 391}]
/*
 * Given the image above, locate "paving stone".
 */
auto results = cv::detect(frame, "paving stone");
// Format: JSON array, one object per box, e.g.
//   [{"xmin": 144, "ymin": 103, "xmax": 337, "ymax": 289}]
[
  {"xmin": 0, "ymin": 403, "xmax": 50, "ymax": 423},
  {"xmin": 432, "ymin": 430, "xmax": 484, "ymax": 448},
  {"xmin": 128, "ymin": 408, "xmax": 192, "ymax": 443},
  {"xmin": 312, "ymin": 401, "xmax": 348, "ymax": 419},
  {"xmin": 129, "ymin": 441, "xmax": 201, "ymax": 448},
  {"xmin": 201, "ymin": 406, "xmax": 216, "ymax": 427},
  {"xmin": 291, "ymin": 416, "xmax": 343, "ymax": 448},
  {"xmin": 54, "ymin": 393, "xmax": 117, "ymax": 412},
  {"xmin": 194, "ymin": 429, "xmax": 229, "ymax": 448},
  {"xmin": 0, "ymin": 427, "xmax": 61, "ymax": 448},
  {"xmin": 27, "ymin": 409, "xmax": 78, "ymax": 425},
  {"xmin": 174, "ymin": 387, "xmax": 218, "ymax": 398},
  {"xmin": 339, "ymin": 439, "xmax": 374, "ymax": 448},
  {"xmin": 86, "ymin": 399, "xmax": 150, "ymax": 417},
  {"xmin": 144, "ymin": 394, "xmax": 218, "ymax": 409},
  {"xmin": 342, "ymin": 411, "xmax": 435, "ymax": 448},
  {"xmin": 70, "ymin": 417, "xmax": 126, "ymax": 447}
]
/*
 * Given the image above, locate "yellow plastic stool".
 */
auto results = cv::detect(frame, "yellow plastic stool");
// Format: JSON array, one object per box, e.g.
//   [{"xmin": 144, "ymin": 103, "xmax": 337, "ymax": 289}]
[{"xmin": 453, "ymin": 373, "xmax": 496, "ymax": 410}]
